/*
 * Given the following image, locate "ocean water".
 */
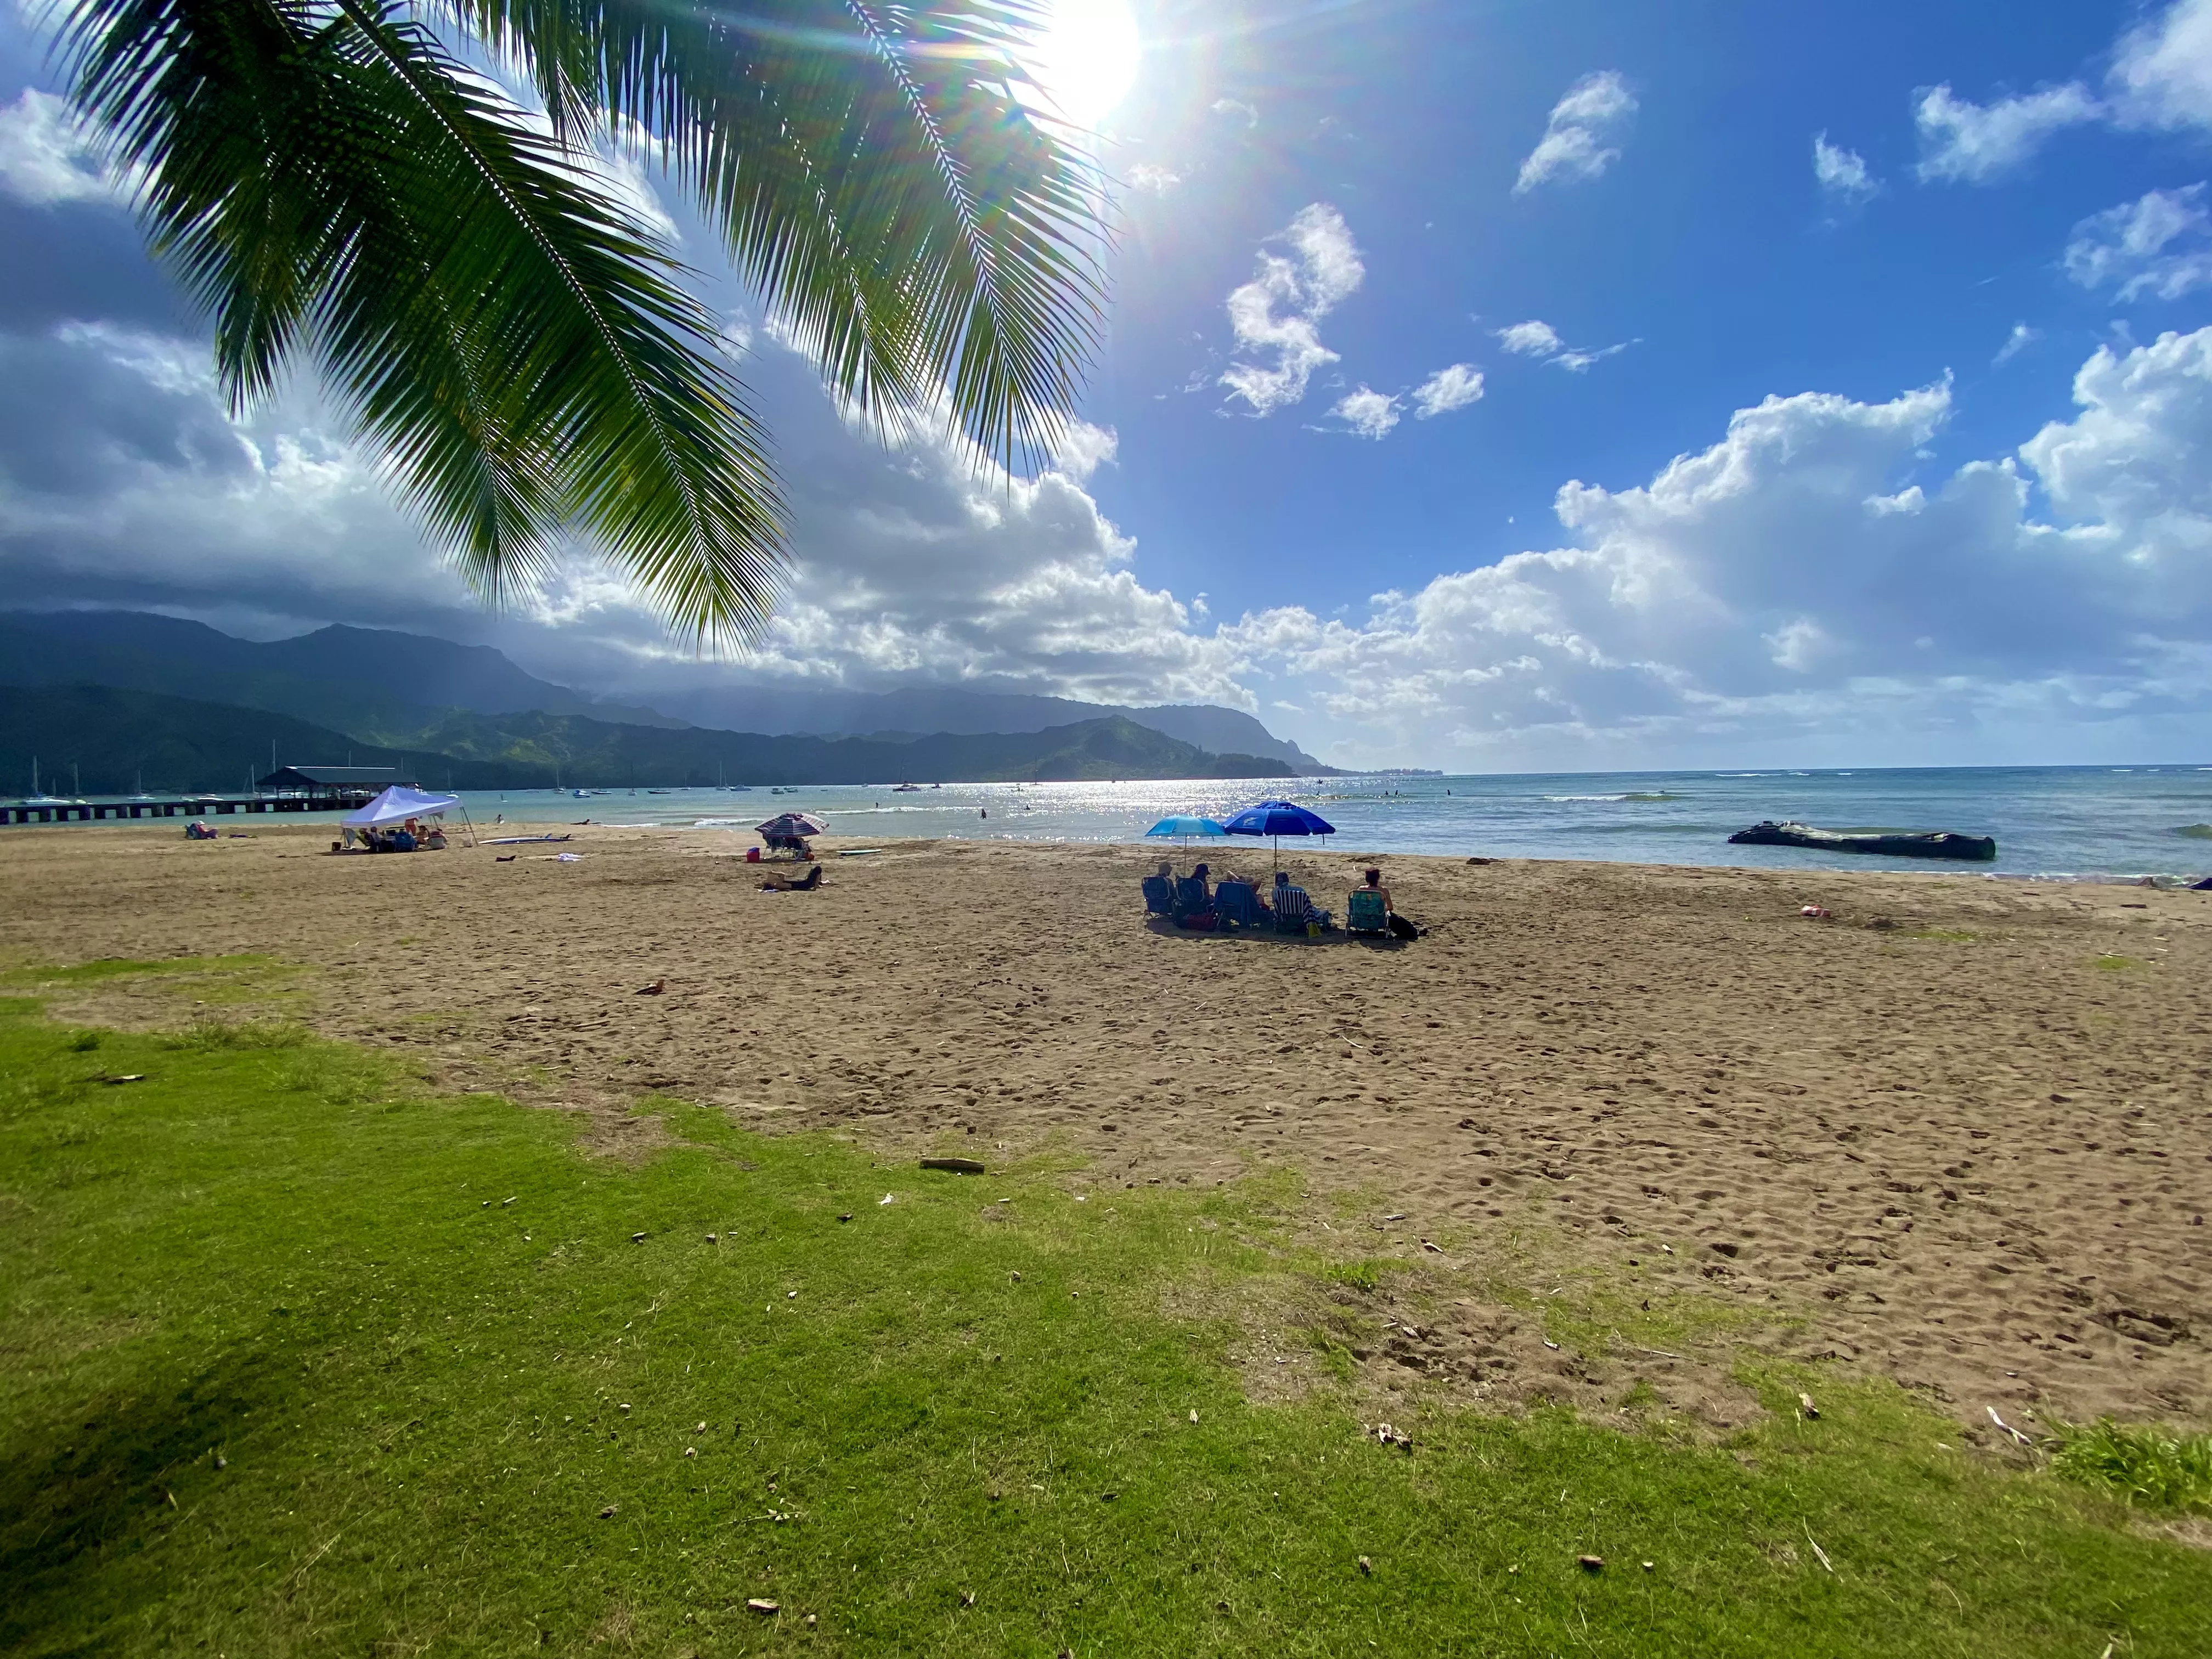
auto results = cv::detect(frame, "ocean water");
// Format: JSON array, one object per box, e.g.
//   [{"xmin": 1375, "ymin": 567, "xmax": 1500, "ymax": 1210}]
[{"xmin": 448, "ymin": 764, "xmax": 2212, "ymax": 882}]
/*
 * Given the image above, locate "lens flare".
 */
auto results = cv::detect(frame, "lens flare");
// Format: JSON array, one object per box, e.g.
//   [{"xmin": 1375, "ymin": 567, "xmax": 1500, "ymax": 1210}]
[{"xmin": 1024, "ymin": 0, "xmax": 1142, "ymax": 131}]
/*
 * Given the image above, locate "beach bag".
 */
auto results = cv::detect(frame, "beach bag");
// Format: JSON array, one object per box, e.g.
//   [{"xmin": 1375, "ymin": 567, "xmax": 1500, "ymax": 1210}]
[{"xmin": 1180, "ymin": 910, "xmax": 1220, "ymax": 931}]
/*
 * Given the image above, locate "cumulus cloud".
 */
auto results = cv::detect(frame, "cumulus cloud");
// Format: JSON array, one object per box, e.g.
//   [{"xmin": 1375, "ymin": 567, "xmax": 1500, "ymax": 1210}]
[
  {"xmin": 1812, "ymin": 132, "xmax": 1880, "ymax": 205},
  {"xmin": 1218, "ymin": 202, "xmax": 1364, "ymax": 416},
  {"xmin": 1330, "ymin": 386, "xmax": 1400, "ymax": 439},
  {"xmin": 1410, "ymin": 363, "xmax": 1484, "ymax": 418},
  {"xmin": 2111, "ymin": 0, "xmax": 2212, "ymax": 129},
  {"xmin": 1495, "ymin": 320, "xmax": 1563, "ymax": 358},
  {"xmin": 1125, "ymin": 162, "xmax": 1182, "ymax": 194},
  {"xmin": 1911, "ymin": 82, "xmax": 2102, "ymax": 183},
  {"xmin": 0, "ymin": 295, "xmax": 1255, "ymax": 709},
  {"xmin": 2063, "ymin": 184, "xmax": 2212, "ymax": 301},
  {"xmin": 1220, "ymin": 328, "xmax": 2212, "ymax": 765},
  {"xmin": 1514, "ymin": 71, "xmax": 1635, "ymax": 195},
  {"xmin": 1210, "ymin": 98, "xmax": 1257, "ymax": 127},
  {"xmin": 1911, "ymin": 1, "xmax": 2212, "ymax": 185},
  {"xmin": 0, "ymin": 88, "xmax": 130, "ymax": 205}
]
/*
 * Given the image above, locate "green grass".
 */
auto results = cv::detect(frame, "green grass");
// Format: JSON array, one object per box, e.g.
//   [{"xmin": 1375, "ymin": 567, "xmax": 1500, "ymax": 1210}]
[
  {"xmin": 0, "ymin": 953, "xmax": 280, "ymax": 990},
  {"xmin": 2095, "ymin": 955, "xmax": 2149, "ymax": 972},
  {"xmin": 3, "ymin": 1002, "xmax": 2209, "ymax": 1656},
  {"xmin": 2049, "ymin": 1419, "xmax": 2212, "ymax": 1516}
]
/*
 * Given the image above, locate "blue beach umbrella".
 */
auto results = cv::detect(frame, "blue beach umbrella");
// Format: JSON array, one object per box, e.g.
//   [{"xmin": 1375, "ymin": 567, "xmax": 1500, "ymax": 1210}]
[
  {"xmin": 1144, "ymin": 815, "xmax": 1229, "ymax": 845},
  {"xmin": 1222, "ymin": 799, "xmax": 1336, "ymax": 873}
]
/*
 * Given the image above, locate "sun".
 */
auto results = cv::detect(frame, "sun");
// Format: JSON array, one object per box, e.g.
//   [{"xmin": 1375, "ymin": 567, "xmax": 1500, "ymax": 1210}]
[{"xmin": 1023, "ymin": 0, "xmax": 1142, "ymax": 132}]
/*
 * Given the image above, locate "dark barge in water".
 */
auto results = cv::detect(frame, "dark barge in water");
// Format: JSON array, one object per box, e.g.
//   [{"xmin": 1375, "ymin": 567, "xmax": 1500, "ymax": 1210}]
[{"xmin": 1728, "ymin": 820, "xmax": 1997, "ymax": 862}]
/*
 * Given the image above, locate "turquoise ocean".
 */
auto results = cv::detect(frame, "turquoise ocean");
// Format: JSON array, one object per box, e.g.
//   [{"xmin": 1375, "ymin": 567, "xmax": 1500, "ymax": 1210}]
[{"xmin": 446, "ymin": 764, "xmax": 2212, "ymax": 883}]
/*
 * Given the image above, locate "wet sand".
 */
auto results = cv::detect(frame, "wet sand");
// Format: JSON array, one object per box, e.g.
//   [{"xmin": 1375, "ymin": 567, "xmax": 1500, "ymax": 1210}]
[{"xmin": 3, "ymin": 822, "xmax": 2205, "ymax": 1436}]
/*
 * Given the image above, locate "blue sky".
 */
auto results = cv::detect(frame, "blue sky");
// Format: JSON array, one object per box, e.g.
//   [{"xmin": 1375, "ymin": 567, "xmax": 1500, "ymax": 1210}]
[{"xmin": 3, "ymin": 0, "xmax": 2211, "ymax": 769}]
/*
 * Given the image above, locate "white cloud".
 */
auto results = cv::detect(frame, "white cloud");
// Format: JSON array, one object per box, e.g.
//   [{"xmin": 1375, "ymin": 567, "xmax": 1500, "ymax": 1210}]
[
  {"xmin": 2064, "ymin": 184, "xmax": 2212, "ymax": 301},
  {"xmin": 1552, "ymin": 344, "xmax": 1629, "ymax": 373},
  {"xmin": 1492, "ymin": 319, "xmax": 1629, "ymax": 373},
  {"xmin": 1218, "ymin": 203, "xmax": 1365, "ymax": 416},
  {"xmin": 1411, "ymin": 363, "xmax": 1485, "ymax": 418},
  {"xmin": 2111, "ymin": 0, "xmax": 2212, "ymax": 129},
  {"xmin": 1330, "ymin": 386, "xmax": 1400, "ymax": 439},
  {"xmin": 1210, "ymin": 98, "xmax": 1257, "ymax": 127},
  {"xmin": 1911, "ymin": 82, "xmax": 2101, "ymax": 183},
  {"xmin": 1909, "ymin": 3, "xmax": 2212, "ymax": 185},
  {"xmin": 1994, "ymin": 323, "xmax": 2040, "ymax": 366},
  {"xmin": 1812, "ymin": 132, "xmax": 1880, "ymax": 205},
  {"xmin": 1495, "ymin": 320, "xmax": 1564, "ymax": 358},
  {"xmin": 0, "ymin": 317, "xmax": 1255, "ymax": 709},
  {"xmin": 1514, "ymin": 71, "xmax": 1635, "ymax": 195},
  {"xmin": 1125, "ymin": 162, "xmax": 1182, "ymax": 194},
  {"xmin": 1219, "ymin": 328, "xmax": 2212, "ymax": 766},
  {"xmin": 0, "ymin": 88, "xmax": 131, "ymax": 205}
]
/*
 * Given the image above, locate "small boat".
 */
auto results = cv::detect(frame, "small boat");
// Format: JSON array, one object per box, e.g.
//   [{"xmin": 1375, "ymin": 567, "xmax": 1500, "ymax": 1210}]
[
  {"xmin": 1728, "ymin": 821, "xmax": 1997, "ymax": 862},
  {"xmin": 893, "ymin": 782, "xmax": 922, "ymax": 793}
]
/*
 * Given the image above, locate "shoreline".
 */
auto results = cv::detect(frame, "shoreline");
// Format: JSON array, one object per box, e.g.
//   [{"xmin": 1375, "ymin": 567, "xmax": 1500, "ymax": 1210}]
[{"xmin": 3, "ymin": 812, "xmax": 2206, "ymax": 888}]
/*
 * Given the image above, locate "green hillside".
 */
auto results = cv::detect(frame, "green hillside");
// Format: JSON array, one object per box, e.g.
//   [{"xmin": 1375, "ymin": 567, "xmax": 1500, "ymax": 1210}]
[
  {"xmin": 399, "ymin": 706, "xmax": 1291, "ymax": 785},
  {"xmin": 0, "ymin": 687, "xmax": 1290, "ymax": 794},
  {"xmin": 0, "ymin": 686, "xmax": 543, "ymax": 795}
]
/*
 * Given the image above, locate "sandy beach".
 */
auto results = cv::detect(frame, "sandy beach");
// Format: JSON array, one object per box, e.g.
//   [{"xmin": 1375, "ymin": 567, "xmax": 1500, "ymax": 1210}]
[{"xmin": 3, "ymin": 822, "xmax": 2205, "ymax": 1438}]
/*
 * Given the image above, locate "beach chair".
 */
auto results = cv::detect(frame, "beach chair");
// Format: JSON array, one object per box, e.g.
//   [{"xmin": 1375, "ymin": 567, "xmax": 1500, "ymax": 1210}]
[
  {"xmin": 1215, "ymin": 880, "xmax": 1266, "ymax": 929},
  {"xmin": 1271, "ymin": 886, "xmax": 1331, "ymax": 934},
  {"xmin": 1346, "ymin": 888, "xmax": 1389, "ymax": 937},
  {"xmin": 1141, "ymin": 874, "xmax": 1174, "ymax": 916}
]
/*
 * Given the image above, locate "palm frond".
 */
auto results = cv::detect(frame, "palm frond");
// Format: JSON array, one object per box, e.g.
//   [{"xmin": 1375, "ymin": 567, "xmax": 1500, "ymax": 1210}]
[
  {"xmin": 61, "ymin": 0, "xmax": 786, "ymax": 639},
  {"xmin": 446, "ymin": 0, "xmax": 1105, "ymax": 470}
]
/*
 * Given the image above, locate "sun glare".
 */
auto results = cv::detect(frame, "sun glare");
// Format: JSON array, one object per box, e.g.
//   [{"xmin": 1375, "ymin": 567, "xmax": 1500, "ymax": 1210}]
[{"xmin": 1024, "ymin": 0, "xmax": 1142, "ymax": 131}]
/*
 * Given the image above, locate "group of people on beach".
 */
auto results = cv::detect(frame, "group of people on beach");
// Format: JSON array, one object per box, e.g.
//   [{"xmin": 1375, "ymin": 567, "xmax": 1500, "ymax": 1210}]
[
  {"xmin": 341, "ymin": 819, "xmax": 446, "ymax": 853},
  {"xmin": 1156, "ymin": 861, "xmax": 1420, "ymax": 940}
]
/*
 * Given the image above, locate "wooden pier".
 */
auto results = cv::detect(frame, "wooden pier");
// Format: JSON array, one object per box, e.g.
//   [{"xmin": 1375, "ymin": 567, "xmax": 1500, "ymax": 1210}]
[{"xmin": 2, "ymin": 793, "xmax": 379, "ymax": 826}]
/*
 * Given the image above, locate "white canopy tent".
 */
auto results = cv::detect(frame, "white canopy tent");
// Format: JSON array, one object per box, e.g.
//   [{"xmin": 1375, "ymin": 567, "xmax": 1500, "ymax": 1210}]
[
  {"xmin": 341, "ymin": 785, "xmax": 475, "ymax": 847},
  {"xmin": 342, "ymin": 785, "xmax": 461, "ymax": 827}
]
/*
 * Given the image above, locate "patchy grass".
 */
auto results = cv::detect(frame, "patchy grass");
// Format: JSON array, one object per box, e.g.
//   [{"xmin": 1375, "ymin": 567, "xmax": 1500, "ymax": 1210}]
[
  {"xmin": 2049, "ymin": 1419, "xmax": 2212, "ymax": 1516},
  {"xmin": 1, "ymin": 994, "xmax": 2208, "ymax": 1656},
  {"xmin": 0, "ymin": 953, "xmax": 279, "ymax": 990},
  {"xmin": 2095, "ymin": 954, "xmax": 2150, "ymax": 972}
]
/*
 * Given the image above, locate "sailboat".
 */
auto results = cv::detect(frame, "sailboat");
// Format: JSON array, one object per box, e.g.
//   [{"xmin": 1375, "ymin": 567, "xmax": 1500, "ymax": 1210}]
[{"xmin": 24, "ymin": 756, "xmax": 69, "ymax": 805}]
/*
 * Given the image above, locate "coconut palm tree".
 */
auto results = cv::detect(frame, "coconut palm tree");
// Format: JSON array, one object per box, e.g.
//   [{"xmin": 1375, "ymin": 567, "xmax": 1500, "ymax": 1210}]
[{"xmin": 55, "ymin": 0, "xmax": 1102, "ymax": 641}]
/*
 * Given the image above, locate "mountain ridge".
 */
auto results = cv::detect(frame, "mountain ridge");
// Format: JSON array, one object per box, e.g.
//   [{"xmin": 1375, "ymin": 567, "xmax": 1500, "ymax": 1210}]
[
  {"xmin": 1, "ymin": 611, "xmax": 1330, "ymax": 771},
  {"xmin": 0, "ymin": 686, "xmax": 1294, "ymax": 793}
]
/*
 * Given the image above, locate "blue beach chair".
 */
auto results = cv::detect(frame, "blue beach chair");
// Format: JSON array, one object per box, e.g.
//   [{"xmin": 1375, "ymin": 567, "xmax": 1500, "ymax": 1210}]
[
  {"xmin": 1346, "ymin": 888, "xmax": 1389, "ymax": 937},
  {"xmin": 1141, "ymin": 874, "xmax": 1173, "ymax": 916},
  {"xmin": 1215, "ymin": 879, "xmax": 1266, "ymax": 929}
]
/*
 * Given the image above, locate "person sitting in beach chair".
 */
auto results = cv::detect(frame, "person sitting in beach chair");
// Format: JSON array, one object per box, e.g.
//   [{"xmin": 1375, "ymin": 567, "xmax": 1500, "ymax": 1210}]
[
  {"xmin": 1346, "ymin": 885, "xmax": 1389, "ymax": 937},
  {"xmin": 1141, "ymin": 862, "xmax": 1175, "ymax": 916},
  {"xmin": 761, "ymin": 862, "xmax": 823, "ymax": 891},
  {"xmin": 1173, "ymin": 862, "xmax": 1219, "ymax": 929},
  {"xmin": 1214, "ymin": 875, "xmax": 1267, "ymax": 929},
  {"xmin": 1271, "ymin": 871, "xmax": 1330, "ymax": 932},
  {"xmin": 1353, "ymin": 867, "xmax": 1421, "ymax": 940}
]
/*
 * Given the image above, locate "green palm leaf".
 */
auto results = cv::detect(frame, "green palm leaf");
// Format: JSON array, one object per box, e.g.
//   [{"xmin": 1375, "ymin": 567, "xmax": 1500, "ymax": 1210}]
[{"xmin": 54, "ymin": 0, "xmax": 1102, "ymax": 640}]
